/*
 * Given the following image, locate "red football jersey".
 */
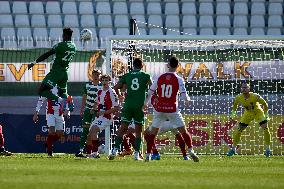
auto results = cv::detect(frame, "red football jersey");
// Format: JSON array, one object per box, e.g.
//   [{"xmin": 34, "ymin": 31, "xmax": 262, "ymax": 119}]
[
  {"xmin": 150, "ymin": 72, "xmax": 188, "ymax": 113},
  {"xmin": 97, "ymin": 87, "xmax": 119, "ymax": 119}
]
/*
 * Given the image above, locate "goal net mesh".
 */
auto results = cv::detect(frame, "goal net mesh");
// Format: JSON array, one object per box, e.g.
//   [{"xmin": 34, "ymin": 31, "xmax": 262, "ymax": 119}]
[{"xmin": 108, "ymin": 37, "xmax": 284, "ymax": 155}]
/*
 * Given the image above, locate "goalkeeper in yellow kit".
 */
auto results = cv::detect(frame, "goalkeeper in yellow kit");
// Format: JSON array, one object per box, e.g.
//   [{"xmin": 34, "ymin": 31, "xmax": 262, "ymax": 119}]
[{"xmin": 227, "ymin": 82, "xmax": 271, "ymax": 157}]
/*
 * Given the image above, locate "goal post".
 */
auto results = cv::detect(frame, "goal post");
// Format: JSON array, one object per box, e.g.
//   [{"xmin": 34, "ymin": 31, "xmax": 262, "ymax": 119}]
[{"xmin": 105, "ymin": 35, "xmax": 284, "ymax": 156}]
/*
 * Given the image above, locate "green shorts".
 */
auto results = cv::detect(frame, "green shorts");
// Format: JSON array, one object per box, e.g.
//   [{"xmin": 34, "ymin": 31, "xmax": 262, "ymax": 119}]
[
  {"xmin": 121, "ymin": 106, "xmax": 144, "ymax": 124},
  {"xmin": 42, "ymin": 70, "xmax": 68, "ymax": 90},
  {"xmin": 81, "ymin": 109, "xmax": 97, "ymax": 126}
]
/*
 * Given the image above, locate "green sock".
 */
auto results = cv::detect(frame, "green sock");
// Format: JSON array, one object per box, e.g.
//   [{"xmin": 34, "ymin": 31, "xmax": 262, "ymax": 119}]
[
  {"xmin": 79, "ymin": 127, "xmax": 89, "ymax": 150},
  {"xmin": 114, "ymin": 136, "xmax": 123, "ymax": 149},
  {"xmin": 134, "ymin": 137, "xmax": 142, "ymax": 152},
  {"xmin": 41, "ymin": 90, "xmax": 58, "ymax": 101}
]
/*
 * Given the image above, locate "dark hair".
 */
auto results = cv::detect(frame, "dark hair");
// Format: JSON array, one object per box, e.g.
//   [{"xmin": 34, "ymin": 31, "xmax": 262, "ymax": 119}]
[
  {"xmin": 133, "ymin": 58, "xmax": 143, "ymax": 69},
  {"xmin": 100, "ymin": 74, "xmax": 111, "ymax": 81},
  {"xmin": 169, "ymin": 56, "xmax": 179, "ymax": 68},
  {"xmin": 63, "ymin": 27, "xmax": 73, "ymax": 38},
  {"xmin": 92, "ymin": 69, "xmax": 101, "ymax": 75}
]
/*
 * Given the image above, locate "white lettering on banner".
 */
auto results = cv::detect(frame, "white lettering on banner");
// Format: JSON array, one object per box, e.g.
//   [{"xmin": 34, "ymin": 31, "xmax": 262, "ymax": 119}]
[{"xmin": 1, "ymin": 61, "xmax": 284, "ymax": 82}]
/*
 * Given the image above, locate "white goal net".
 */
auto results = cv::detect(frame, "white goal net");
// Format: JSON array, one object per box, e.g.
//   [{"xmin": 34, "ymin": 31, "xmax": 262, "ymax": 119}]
[{"xmin": 105, "ymin": 35, "xmax": 284, "ymax": 156}]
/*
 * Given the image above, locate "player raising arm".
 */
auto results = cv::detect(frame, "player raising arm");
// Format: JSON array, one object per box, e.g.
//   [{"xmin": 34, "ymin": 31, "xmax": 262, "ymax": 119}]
[
  {"xmin": 227, "ymin": 82, "xmax": 271, "ymax": 157},
  {"xmin": 33, "ymin": 86, "xmax": 74, "ymax": 156},
  {"xmin": 144, "ymin": 56, "xmax": 199, "ymax": 162},
  {"xmin": 28, "ymin": 28, "xmax": 77, "ymax": 105}
]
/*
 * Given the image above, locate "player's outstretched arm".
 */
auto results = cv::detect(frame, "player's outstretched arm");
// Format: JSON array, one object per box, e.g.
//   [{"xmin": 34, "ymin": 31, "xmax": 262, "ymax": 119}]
[{"xmin": 28, "ymin": 49, "xmax": 55, "ymax": 70}]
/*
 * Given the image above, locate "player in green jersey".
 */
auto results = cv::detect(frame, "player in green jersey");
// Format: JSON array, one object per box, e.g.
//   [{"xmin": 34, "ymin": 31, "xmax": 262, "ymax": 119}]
[
  {"xmin": 28, "ymin": 28, "xmax": 77, "ymax": 104},
  {"xmin": 75, "ymin": 69, "xmax": 102, "ymax": 157},
  {"xmin": 109, "ymin": 58, "xmax": 152, "ymax": 161}
]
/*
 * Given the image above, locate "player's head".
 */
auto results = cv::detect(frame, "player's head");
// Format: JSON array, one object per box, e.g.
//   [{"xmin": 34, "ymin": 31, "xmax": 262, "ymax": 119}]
[
  {"xmin": 240, "ymin": 81, "xmax": 250, "ymax": 94},
  {"xmin": 133, "ymin": 58, "xmax": 143, "ymax": 69},
  {"xmin": 168, "ymin": 56, "xmax": 179, "ymax": 71},
  {"xmin": 100, "ymin": 74, "xmax": 111, "ymax": 87},
  {"xmin": 62, "ymin": 27, "xmax": 73, "ymax": 41},
  {"xmin": 92, "ymin": 69, "xmax": 101, "ymax": 82}
]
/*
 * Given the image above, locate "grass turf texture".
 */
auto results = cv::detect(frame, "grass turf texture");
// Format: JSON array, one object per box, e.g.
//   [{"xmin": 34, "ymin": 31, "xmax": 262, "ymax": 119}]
[{"xmin": 0, "ymin": 154, "xmax": 284, "ymax": 189}]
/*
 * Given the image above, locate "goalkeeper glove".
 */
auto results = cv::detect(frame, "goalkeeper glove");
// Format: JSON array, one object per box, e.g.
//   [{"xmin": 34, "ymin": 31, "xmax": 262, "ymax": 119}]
[
  {"xmin": 230, "ymin": 111, "xmax": 237, "ymax": 119},
  {"xmin": 264, "ymin": 113, "xmax": 270, "ymax": 121}
]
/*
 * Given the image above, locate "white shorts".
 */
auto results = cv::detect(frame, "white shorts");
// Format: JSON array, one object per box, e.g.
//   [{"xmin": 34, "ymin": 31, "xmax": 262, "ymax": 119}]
[
  {"xmin": 90, "ymin": 116, "xmax": 112, "ymax": 132},
  {"xmin": 148, "ymin": 120, "xmax": 179, "ymax": 135},
  {"xmin": 151, "ymin": 111, "xmax": 185, "ymax": 130},
  {"xmin": 46, "ymin": 114, "xmax": 65, "ymax": 131}
]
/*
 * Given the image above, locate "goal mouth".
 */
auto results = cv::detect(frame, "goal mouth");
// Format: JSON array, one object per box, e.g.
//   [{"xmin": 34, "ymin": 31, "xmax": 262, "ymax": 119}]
[{"xmin": 105, "ymin": 35, "xmax": 284, "ymax": 156}]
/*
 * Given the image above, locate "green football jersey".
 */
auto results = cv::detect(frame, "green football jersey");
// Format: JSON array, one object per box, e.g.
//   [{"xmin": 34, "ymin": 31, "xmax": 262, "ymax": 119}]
[
  {"xmin": 83, "ymin": 82, "xmax": 102, "ymax": 109},
  {"xmin": 119, "ymin": 69, "xmax": 151, "ymax": 108},
  {"xmin": 51, "ymin": 41, "xmax": 77, "ymax": 72}
]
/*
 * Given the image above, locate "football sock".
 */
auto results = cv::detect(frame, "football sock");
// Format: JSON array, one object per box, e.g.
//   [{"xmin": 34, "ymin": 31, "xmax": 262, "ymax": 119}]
[
  {"xmin": 152, "ymin": 147, "xmax": 159, "ymax": 155},
  {"xmin": 46, "ymin": 134, "xmax": 54, "ymax": 152},
  {"xmin": 263, "ymin": 127, "xmax": 271, "ymax": 147},
  {"xmin": 176, "ymin": 134, "xmax": 187, "ymax": 157},
  {"xmin": 233, "ymin": 128, "xmax": 243, "ymax": 147},
  {"xmin": 79, "ymin": 127, "xmax": 89, "ymax": 150},
  {"xmin": 134, "ymin": 137, "xmax": 142, "ymax": 151},
  {"xmin": 181, "ymin": 132, "xmax": 193, "ymax": 149},
  {"xmin": 122, "ymin": 135, "xmax": 131, "ymax": 151},
  {"xmin": 114, "ymin": 136, "xmax": 123, "ymax": 149},
  {"xmin": 86, "ymin": 144, "xmax": 92, "ymax": 154},
  {"xmin": 127, "ymin": 133, "xmax": 136, "ymax": 149},
  {"xmin": 92, "ymin": 140, "xmax": 99, "ymax": 153},
  {"xmin": 0, "ymin": 133, "xmax": 4, "ymax": 148},
  {"xmin": 146, "ymin": 134, "xmax": 155, "ymax": 154}
]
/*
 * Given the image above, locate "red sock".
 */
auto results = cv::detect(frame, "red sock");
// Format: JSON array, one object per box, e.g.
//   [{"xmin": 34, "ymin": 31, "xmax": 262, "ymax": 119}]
[
  {"xmin": 152, "ymin": 146, "xmax": 159, "ymax": 155},
  {"xmin": 0, "ymin": 125, "xmax": 4, "ymax": 147},
  {"xmin": 123, "ymin": 135, "xmax": 131, "ymax": 151},
  {"xmin": 181, "ymin": 132, "xmax": 193, "ymax": 149},
  {"xmin": 92, "ymin": 140, "xmax": 99, "ymax": 153},
  {"xmin": 127, "ymin": 133, "xmax": 135, "ymax": 149},
  {"xmin": 86, "ymin": 144, "xmax": 92, "ymax": 154},
  {"xmin": 53, "ymin": 134, "xmax": 60, "ymax": 142},
  {"xmin": 146, "ymin": 134, "xmax": 156, "ymax": 154},
  {"xmin": 176, "ymin": 134, "xmax": 187, "ymax": 157},
  {"xmin": 46, "ymin": 134, "xmax": 54, "ymax": 152}
]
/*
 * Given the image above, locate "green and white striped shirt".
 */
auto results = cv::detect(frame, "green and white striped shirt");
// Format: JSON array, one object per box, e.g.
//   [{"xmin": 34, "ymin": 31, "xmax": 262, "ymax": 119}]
[{"xmin": 83, "ymin": 82, "xmax": 102, "ymax": 110}]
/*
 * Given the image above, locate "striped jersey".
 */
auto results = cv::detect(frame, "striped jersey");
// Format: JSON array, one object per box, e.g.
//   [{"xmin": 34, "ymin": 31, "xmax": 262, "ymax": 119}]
[
  {"xmin": 97, "ymin": 87, "xmax": 119, "ymax": 120},
  {"xmin": 83, "ymin": 82, "xmax": 102, "ymax": 110}
]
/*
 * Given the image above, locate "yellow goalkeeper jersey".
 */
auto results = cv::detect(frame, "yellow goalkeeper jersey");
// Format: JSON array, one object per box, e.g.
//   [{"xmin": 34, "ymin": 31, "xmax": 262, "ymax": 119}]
[{"xmin": 232, "ymin": 92, "xmax": 268, "ymax": 113}]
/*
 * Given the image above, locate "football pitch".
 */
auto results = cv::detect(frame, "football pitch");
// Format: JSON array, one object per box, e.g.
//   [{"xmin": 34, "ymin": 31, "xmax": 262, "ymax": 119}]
[{"xmin": 0, "ymin": 154, "xmax": 284, "ymax": 189}]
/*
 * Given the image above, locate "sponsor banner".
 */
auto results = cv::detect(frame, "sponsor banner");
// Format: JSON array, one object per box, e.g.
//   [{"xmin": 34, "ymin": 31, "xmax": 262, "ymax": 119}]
[
  {"xmin": 145, "ymin": 115, "xmax": 284, "ymax": 155},
  {"xmin": 1, "ymin": 60, "xmax": 284, "ymax": 82},
  {"xmin": 1, "ymin": 114, "xmax": 283, "ymax": 154},
  {"xmin": 144, "ymin": 60, "xmax": 284, "ymax": 81},
  {"xmin": 0, "ymin": 114, "xmax": 106, "ymax": 153}
]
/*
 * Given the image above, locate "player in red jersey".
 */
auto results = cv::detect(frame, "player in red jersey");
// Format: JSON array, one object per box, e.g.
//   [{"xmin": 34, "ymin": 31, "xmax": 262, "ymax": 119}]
[
  {"xmin": 144, "ymin": 94, "xmax": 189, "ymax": 160},
  {"xmin": 144, "ymin": 56, "xmax": 199, "ymax": 162},
  {"xmin": 33, "ymin": 86, "xmax": 74, "ymax": 156},
  {"xmin": 0, "ymin": 124, "xmax": 13, "ymax": 156},
  {"xmin": 86, "ymin": 74, "xmax": 120, "ymax": 158}
]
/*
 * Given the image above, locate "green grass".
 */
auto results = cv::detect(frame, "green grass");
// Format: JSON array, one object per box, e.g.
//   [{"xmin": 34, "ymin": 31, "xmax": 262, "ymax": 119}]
[{"xmin": 0, "ymin": 154, "xmax": 284, "ymax": 189}]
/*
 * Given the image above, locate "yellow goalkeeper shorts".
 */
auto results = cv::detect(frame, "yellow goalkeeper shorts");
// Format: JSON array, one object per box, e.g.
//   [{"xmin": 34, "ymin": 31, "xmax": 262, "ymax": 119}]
[{"xmin": 240, "ymin": 109, "xmax": 266, "ymax": 125}]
